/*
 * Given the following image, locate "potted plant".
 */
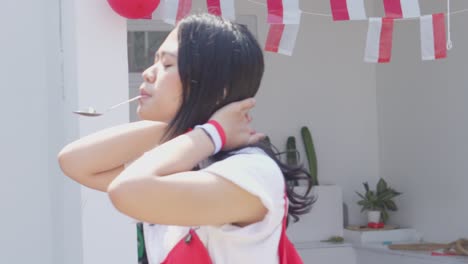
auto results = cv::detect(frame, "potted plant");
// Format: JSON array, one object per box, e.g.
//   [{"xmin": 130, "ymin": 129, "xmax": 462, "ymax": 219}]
[
  {"xmin": 282, "ymin": 126, "xmax": 318, "ymax": 187},
  {"xmin": 356, "ymin": 178, "xmax": 402, "ymax": 228},
  {"xmin": 281, "ymin": 127, "xmax": 344, "ymax": 242}
]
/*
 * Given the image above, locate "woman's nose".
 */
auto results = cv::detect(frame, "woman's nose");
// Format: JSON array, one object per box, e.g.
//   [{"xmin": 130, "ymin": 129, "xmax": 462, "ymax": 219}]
[{"xmin": 142, "ymin": 65, "xmax": 156, "ymax": 83}]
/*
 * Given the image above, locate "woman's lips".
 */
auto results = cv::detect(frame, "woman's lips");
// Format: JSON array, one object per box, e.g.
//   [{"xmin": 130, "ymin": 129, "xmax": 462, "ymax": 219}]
[
  {"xmin": 139, "ymin": 89, "xmax": 152, "ymax": 99},
  {"xmin": 140, "ymin": 89, "xmax": 151, "ymax": 96}
]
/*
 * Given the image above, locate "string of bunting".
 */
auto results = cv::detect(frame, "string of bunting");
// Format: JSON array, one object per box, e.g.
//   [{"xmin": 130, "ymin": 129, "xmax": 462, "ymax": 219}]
[
  {"xmin": 251, "ymin": 0, "xmax": 466, "ymax": 62},
  {"xmin": 141, "ymin": 0, "xmax": 468, "ymax": 62}
]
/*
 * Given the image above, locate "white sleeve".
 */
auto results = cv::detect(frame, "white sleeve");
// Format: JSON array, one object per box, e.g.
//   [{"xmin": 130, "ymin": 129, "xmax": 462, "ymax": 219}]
[{"xmin": 201, "ymin": 150, "xmax": 286, "ymax": 240}]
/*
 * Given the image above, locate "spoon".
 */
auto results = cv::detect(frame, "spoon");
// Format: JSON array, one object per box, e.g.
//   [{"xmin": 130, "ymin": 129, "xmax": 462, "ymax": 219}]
[{"xmin": 73, "ymin": 95, "xmax": 142, "ymax": 117}]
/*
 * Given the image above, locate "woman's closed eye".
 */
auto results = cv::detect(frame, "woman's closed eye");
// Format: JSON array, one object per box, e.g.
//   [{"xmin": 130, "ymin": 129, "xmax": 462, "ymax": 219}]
[
  {"xmin": 154, "ymin": 51, "xmax": 178, "ymax": 69},
  {"xmin": 158, "ymin": 57, "xmax": 175, "ymax": 69},
  {"xmin": 152, "ymin": 58, "xmax": 173, "ymax": 70}
]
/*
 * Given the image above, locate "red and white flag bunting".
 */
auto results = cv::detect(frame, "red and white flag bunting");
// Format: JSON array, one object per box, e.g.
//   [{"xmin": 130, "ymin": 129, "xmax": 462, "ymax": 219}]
[
  {"xmin": 330, "ymin": 0, "xmax": 367, "ymax": 21},
  {"xmin": 267, "ymin": 0, "xmax": 301, "ymax": 24},
  {"xmin": 383, "ymin": 0, "xmax": 420, "ymax": 19},
  {"xmin": 149, "ymin": 0, "xmax": 192, "ymax": 25},
  {"xmin": 420, "ymin": 13, "xmax": 447, "ymax": 61},
  {"xmin": 364, "ymin": 18, "xmax": 394, "ymax": 63},
  {"xmin": 265, "ymin": 23, "xmax": 300, "ymax": 56},
  {"xmin": 207, "ymin": 0, "xmax": 235, "ymax": 20}
]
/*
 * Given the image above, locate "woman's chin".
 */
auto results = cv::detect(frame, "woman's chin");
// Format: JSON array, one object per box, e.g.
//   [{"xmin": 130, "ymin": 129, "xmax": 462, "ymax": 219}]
[
  {"xmin": 137, "ymin": 108, "xmax": 162, "ymax": 122},
  {"xmin": 136, "ymin": 106, "xmax": 147, "ymax": 120}
]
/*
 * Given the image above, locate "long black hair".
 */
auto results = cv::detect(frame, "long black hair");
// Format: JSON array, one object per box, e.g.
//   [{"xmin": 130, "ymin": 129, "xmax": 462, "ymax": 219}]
[{"xmin": 164, "ymin": 13, "xmax": 314, "ymax": 225}]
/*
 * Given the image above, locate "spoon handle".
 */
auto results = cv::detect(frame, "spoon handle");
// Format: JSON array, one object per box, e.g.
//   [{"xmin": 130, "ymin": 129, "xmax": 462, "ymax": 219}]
[{"xmin": 108, "ymin": 95, "xmax": 142, "ymax": 111}]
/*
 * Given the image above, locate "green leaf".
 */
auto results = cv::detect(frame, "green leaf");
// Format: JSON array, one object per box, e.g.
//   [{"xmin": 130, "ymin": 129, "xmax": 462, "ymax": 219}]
[
  {"xmin": 381, "ymin": 210, "xmax": 389, "ymax": 223},
  {"xmin": 378, "ymin": 190, "xmax": 396, "ymax": 201},
  {"xmin": 363, "ymin": 182, "xmax": 370, "ymax": 192},
  {"xmin": 365, "ymin": 190, "xmax": 375, "ymax": 200},
  {"xmin": 377, "ymin": 178, "xmax": 388, "ymax": 195},
  {"xmin": 384, "ymin": 200, "xmax": 398, "ymax": 211},
  {"xmin": 321, "ymin": 236, "xmax": 344, "ymax": 243},
  {"xmin": 357, "ymin": 200, "xmax": 367, "ymax": 206},
  {"xmin": 386, "ymin": 187, "xmax": 402, "ymax": 196},
  {"xmin": 355, "ymin": 191, "xmax": 366, "ymax": 200}
]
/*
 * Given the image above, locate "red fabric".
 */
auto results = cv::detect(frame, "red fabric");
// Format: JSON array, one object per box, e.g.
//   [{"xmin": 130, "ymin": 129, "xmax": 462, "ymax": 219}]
[
  {"xmin": 278, "ymin": 192, "xmax": 303, "ymax": 264},
  {"xmin": 330, "ymin": 0, "xmax": 350, "ymax": 21},
  {"xmin": 432, "ymin": 13, "xmax": 447, "ymax": 59},
  {"xmin": 378, "ymin": 18, "xmax": 394, "ymax": 63},
  {"xmin": 431, "ymin": 251, "xmax": 457, "ymax": 256},
  {"xmin": 206, "ymin": 0, "xmax": 222, "ymax": 16},
  {"xmin": 267, "ymin": 0, "xmax": 284, "ymax": 24},
  {"xmin": 161, "ymin": 229, "xmax": 213, "ymax": 264},
  {"xmin": 160, "ymin": 189, "xmax": 303, "ymax": 263},
  {"xmin": 265, "ymin": 24, "xmax": 286, "ymax": 53},
  {"xmin": 383, "ymin": 0, "xmax": 403, "ymax": 19},
  {"xmin": 176, "ymin": 0, "xmax": 192, "ymax": 22}
]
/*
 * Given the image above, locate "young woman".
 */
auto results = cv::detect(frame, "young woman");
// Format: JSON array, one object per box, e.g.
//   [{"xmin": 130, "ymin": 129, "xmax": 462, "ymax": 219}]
[{"xmin": 58, "ymin": 13, "xmax": 313, "ymax": 264}]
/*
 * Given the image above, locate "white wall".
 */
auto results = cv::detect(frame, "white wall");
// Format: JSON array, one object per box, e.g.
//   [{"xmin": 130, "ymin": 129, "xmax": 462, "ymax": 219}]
[
  {"xmin": 236, "ymin": 0, "xmax": 380, "ymax": 226},
  {"xmin": 68, "ymin": 0, "xmax": 137, "ymax": 263},
  {"xmin": 376, "ymin": 0, "xmax": 468, "ymax": 242},
  {"xmin": 2, "ymin": 0, "xmax": 54, "ymax": 263},
  {"xmin": 1, "ymin": 0, "xmax": 85, "ymax": 263},
  {"xmin": 48, "ymin": 0, "xmax": 84, "ymax": 263}
]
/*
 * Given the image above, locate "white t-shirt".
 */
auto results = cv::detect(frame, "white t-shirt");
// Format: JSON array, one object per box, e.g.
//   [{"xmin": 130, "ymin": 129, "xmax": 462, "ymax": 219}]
[{"xmin": 143, "ymin": 147, "xmax": 286, "ymax": 264}]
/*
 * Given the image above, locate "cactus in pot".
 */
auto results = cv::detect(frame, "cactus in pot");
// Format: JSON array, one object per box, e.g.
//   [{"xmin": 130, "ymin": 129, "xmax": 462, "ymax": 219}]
[
  {"xmin": 301, "ymin": 126, "xmax": 318, "ymax": 186},
  {"xmin": 286, "ymin": 136, "xmax": 299, "ymax": 166},
  {"xmin": 286, "ymin": 136, "xmax": 300, "ymax": 186}
]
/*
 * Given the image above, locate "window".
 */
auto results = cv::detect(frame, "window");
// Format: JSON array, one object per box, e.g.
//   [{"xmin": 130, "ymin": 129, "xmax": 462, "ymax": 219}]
[{"xmin": 127, "ymin": 31, "xmax": 170, "ymax": 73}]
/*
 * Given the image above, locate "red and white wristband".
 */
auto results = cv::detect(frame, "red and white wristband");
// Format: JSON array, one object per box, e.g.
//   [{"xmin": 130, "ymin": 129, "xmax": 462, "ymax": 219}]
[{"xmin": 195, "ymin": 120, "xmax": 226, "ymax": 155}]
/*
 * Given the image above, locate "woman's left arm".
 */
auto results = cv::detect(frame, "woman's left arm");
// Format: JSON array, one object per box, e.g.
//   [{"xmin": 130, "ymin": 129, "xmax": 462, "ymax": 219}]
[{"xmin": 108, "ymin": 98, "xmax": 267, "ymax": 226}]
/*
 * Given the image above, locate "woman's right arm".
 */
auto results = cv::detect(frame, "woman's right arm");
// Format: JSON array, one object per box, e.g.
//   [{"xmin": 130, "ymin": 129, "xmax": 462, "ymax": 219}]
[{"xmin": 58, "ymin": 120, "xmax": 167, "ymax": 192}]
